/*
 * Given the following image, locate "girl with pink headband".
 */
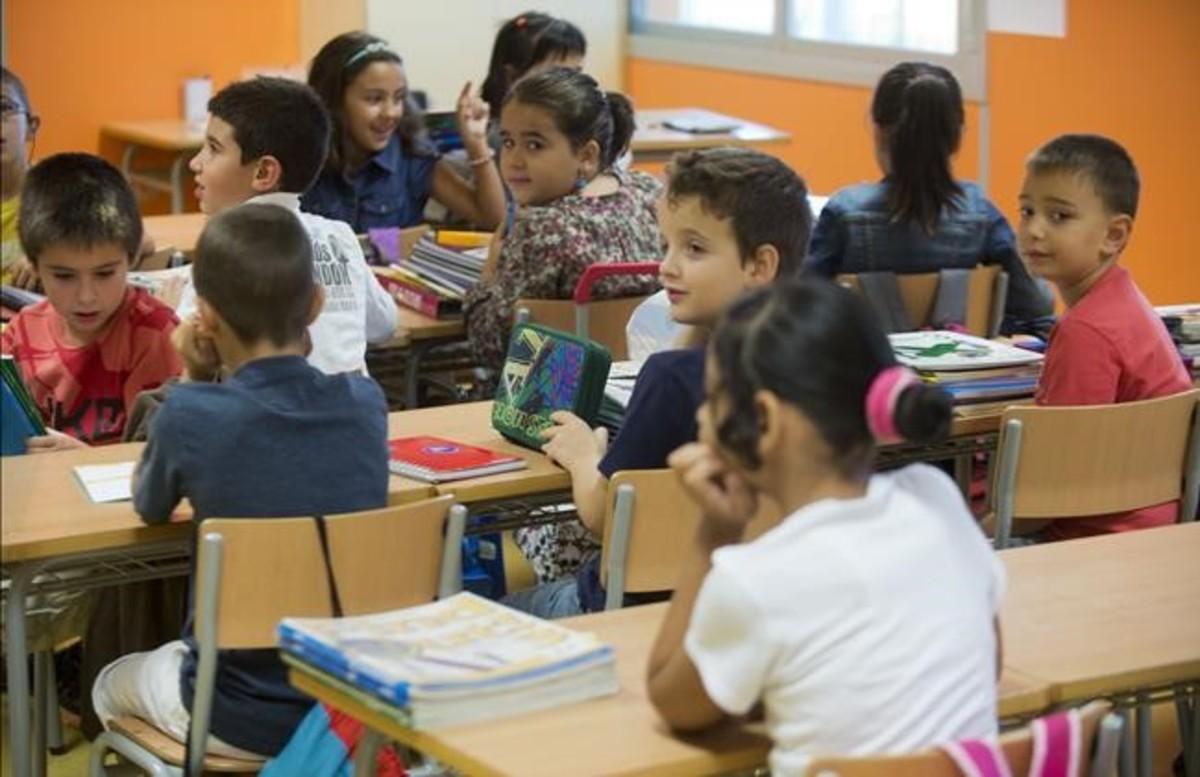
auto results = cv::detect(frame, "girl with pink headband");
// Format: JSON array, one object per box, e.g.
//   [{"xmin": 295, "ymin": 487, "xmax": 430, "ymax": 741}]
[{"xmin": 647, "ymin": 276, "xmax": 1005, "ymax": 775}]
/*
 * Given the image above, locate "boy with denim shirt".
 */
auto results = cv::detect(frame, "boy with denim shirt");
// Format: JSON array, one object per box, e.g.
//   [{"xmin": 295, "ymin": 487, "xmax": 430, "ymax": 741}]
[
  {"xmin": 91, "ymin": 204, "xmax": 390, "ymax": 758},
  {"xmin": 503, "ymin": 147, "xmax": 814, "ymax": 617},
  {"xmin": 1019, "ymin": 134, "xmax": 1190, "ymax": 540},
  {"xmin": 176, "ymin": 77, "xmax": 397, "ymax": 375}
]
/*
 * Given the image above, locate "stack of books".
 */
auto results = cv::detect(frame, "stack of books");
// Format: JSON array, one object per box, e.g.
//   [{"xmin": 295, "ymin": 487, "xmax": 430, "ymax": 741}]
[
  {"xmin": 388, "ymin": 435, "xmax": 526, "ymax": 483},
  {"xmin": 889, "ymin": 331, "xmax": 1044, "ymax": 404},
  {"xmin": 1157, "ymin": 304, "xmax": 1200, "ymax": 376},
  {"xmin": 2, "ymin": 354, "xmax": 45, "ymax": 454},
  {"xmin": 372, "ymin": 234, "xmax": 489, "ymax": 319},
  {"xmin": 278, "ymin": 592, "xmax": 618, "ymax": 729}
]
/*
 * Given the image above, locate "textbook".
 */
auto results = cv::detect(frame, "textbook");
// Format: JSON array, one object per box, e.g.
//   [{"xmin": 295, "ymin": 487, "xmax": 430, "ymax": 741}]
[
  {"xmin": 2, "ymin": 355, "xmax": 45, "ymax": 454},
  {"xmin": 372, "ymin": 266, "xmax": 463, "ymax": 319},
  {"xmin": 492, "ymin": 323, "xmax": 612, "ymax": 449},
  {"xmin": 388, "ymin": 436, "xmax": 526, "ymax": 482},
  {"xmin": 889, "ymin": 331, "xmax": 1044, "ymax": 371},
  {"xmin": 277, "ymin": 592, "xmax": 618, "ymax": 729}
]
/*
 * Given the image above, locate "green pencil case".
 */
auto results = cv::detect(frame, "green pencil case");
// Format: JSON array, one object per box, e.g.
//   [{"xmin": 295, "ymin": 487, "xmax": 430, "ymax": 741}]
[{"xmin": 491, "ymin": 322, "xmax": 612, "ymax": 450}]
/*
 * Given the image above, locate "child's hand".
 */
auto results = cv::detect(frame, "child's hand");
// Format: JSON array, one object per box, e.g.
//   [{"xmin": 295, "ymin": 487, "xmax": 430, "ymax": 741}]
[
  {"xmin": 668, "ymin": 442, "xmax": 758, "ymax": 541},
  {"xmin": 26, "ymin": 429, "xmax": 87, "ymax": 454},
  {"xmin": 172, "ymin": 318, "xmax": 220, "ymax": 382},
  {"xmin": 541, "ymin": 411, "xmax": 607, "ymax": 473},
  {"xmin": 455, "ymin": 81, "xmax": 490, "ymax": 149}
]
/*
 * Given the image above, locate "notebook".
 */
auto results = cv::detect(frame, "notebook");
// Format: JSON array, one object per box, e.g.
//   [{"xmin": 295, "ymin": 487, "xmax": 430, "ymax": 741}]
[
  {"xmin": 2, "ymin": 354, "xmax": 45, "ymax": 454},
  {"xmin": 388, "ymin": 436, "xmax": 526, "ymax": 482},
  {"xmin": 492, "ymin": 323, "xmax": 612, "ymax": 449},
  {"xmin": 74, "ymin": 462, "xmax": 136, "ymax": 503}
]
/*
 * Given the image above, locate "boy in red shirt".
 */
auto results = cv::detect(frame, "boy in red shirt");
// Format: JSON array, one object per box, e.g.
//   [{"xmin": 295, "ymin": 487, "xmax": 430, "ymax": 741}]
[
  {"xmin": 1018, "ymin": 134, "xmax": 1191, "ymax": 538},
  {"xmin": 1, "ymin": 153, "xmax": 181, "ymax": 447}
]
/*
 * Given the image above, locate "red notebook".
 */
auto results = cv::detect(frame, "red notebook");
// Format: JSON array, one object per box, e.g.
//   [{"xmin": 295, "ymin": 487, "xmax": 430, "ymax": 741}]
[{"xmin": 388, "ymin": 436, "xmax": 527, "ymax": 483}]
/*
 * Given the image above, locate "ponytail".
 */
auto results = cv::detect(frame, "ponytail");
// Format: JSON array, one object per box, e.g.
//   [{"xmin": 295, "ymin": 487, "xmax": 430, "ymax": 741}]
[
  {"xmin": 604, "ymin": 91, "xmax": 635, "ymax": 167},
  {"xmin": 872, "ymin": 62, "xmax": 964, "ymax": 234}
]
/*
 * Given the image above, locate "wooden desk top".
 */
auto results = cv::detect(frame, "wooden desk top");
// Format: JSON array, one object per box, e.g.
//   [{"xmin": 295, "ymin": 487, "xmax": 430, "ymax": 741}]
[
  {"xmin": 144, "ymin": 212, "xmax": 206, "ymax": 253},
  {"xmin": 3, "ymin": 435, "xmax": 434, "ymax": 565},
  {"xmin": 633, "ymin": 108, "xmax": 790, "ymax": 154},
  {"xmin": 1000, "ymin": 523, "xmax": 1200, "ymax": 704},
  {"xmin": 101, "ymin": 120, "xmax": 205, "ymax": 152},
  {"xmin": 388, "ymin": 402, "xmax": 568, "ymax": 503},
  {"xmin": 292, "ymin": 601, "xmax": 1052, "ymax": 777},
  {"xmin": 391, "ymin": 308, "xmax": 465, "ymax": 345}
]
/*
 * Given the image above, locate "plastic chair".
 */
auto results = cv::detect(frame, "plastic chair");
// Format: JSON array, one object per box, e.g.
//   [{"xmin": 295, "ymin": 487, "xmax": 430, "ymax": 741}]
[
  {"xmin": 992, "ymin": 389, "xmax": 1200, "ymax": 549},
  {"xmin": 836, "ymin": 264, "xmax": 1008, "ymax": 337},
  {"xmin": 515, "ymin": 262, "xmax": 660, "ymax": 361},
  {"xmin": 804, "ymin": 700, "xmax": 1120, "ymax": 777},
  {"xmin": 88, "ymin": 496, "xmax": 466, "ymax": 776},
  {"xmin": 600, "ymin": 469, "xmax": 780, "ymax": 610}
]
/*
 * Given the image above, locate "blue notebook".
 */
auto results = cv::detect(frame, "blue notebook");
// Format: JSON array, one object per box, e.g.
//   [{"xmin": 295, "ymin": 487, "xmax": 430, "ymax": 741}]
[{"xmin": 2, "ymin": 377, "xmax": 41, "ymax": 455}]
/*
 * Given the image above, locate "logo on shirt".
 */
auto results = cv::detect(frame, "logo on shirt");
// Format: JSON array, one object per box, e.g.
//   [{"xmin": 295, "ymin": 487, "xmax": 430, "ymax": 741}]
[{"xmin": 312, "ymin": 240, "xmax": 356, "ymax": 314}]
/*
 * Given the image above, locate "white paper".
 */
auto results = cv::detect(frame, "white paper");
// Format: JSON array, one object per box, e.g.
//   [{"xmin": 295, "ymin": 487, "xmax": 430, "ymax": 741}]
[{"xmin": 74, "ymin": 462, "xmax": 135, "ymax": 503}]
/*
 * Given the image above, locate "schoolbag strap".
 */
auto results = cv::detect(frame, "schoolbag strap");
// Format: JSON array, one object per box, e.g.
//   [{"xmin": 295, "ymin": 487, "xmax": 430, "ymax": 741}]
[
  {"xmin": 1030, "ymin": 709, "xmax": 1082, "ymax": 777},
  {"xmin": 932, "ymin": 267, "xmax": 971, "ymax": 330},
  {"xmin": 312, "ymin": 515, "xmax": 344, "ymax": 618},
  {"xmin": 857, "ymin": 271, "xmax": 914, "ymax": 333},
  {"xmin": 941, "ymin": 738, "xmax": 1014, "ymax": 777}
]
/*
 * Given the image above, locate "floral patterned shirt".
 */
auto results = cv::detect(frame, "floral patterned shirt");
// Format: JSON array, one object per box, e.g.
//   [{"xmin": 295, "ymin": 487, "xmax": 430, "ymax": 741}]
[{"xmin": 464, "ymin": 169, "xmax": 663, "ymax": 374}]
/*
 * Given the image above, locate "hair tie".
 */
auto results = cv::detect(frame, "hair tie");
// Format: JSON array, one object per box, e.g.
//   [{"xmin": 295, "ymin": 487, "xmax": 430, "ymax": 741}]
[
  {"xmin": 865, "ymin": 366, "xmax": 919, "ymax": 444},
  {"xmin": 344, "ymin": 41, "xmax": 392, "ymax": 70}
]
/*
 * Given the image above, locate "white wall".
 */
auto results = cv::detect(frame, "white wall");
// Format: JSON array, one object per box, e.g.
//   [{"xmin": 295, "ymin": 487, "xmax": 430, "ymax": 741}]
[{"xmin": 365, "ymin": 0, "xmax": 625, "ymax": 111}]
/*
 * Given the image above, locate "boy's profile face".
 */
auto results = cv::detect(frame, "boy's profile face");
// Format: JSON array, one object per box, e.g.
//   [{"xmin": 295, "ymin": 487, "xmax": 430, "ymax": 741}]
[
  {"xmin": 656, "ymin": 194, "xmax": 764, "ymax": 327},
  {"xmin": 35, "ymin": 241, "xmax": 129, "ymax": 346},
  {"xmin": 189, "ymin": 116, "xmax": 260, "ymax": 215},
  {"xmin": 1017, "ymin": 169, "xmax": 1127, "ymax": 292}
]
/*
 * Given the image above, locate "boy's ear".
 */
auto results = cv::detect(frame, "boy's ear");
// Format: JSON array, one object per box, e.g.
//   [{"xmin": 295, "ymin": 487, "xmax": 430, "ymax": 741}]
[
  {"xmin": 745, "ymin": 243, "xmax": 781, "ymax": 286},
  {"xmin": 306, "ymin": 285, "xmax": 326, "ymax": 326},
  {"xmin": 250, "ymin": 155, "xmax": 284, "ymax": 193},
  {"xmin": 1102, "ymin": 213, "xmax": 1133, "ymax": 259},
  {"xmin": 26, "ymin": 113, "xmax": 40, "ymax": 135},
  {"xmin": 194, "ymin": 297, "xmax": 221, "ymax": 336}
]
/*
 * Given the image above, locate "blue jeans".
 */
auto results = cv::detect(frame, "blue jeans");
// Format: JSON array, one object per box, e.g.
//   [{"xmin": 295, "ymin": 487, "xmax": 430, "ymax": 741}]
[{"xmin": 501, "ymin": 578, "xmax": 583, "ymax": 619}]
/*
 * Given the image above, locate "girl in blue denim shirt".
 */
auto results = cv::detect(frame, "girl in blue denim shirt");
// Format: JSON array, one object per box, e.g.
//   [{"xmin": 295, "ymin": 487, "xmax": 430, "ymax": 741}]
[
  {"xmin": 805, "ymin": 61, "xmax": 1052, "ymax": 337},
  {"xmin": 301, "ymin": 32, "xmax": 506, "ymax": 233}
]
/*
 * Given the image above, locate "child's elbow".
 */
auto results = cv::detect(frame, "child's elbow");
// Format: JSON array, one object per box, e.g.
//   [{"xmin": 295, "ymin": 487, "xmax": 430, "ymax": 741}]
[{"xmin": 647, "ymin": 672, "xmax": 726, "ymax": 733}]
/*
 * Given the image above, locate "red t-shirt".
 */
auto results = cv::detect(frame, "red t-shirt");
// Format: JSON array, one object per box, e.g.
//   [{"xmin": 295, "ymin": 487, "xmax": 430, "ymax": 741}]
[
  {"xmin": 1035, "ymin": 265, "xmax": 1192, "ymax": 539},
  {"xmin": 1, "ymin": 287, "xmax": 182, "ymax": 444}
]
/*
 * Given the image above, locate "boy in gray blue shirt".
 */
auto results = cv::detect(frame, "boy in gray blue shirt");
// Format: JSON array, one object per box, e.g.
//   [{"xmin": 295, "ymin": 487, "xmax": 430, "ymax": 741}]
[{"xmin": 91, "ymin": 203, "xmax": 389, "ymax": 758}]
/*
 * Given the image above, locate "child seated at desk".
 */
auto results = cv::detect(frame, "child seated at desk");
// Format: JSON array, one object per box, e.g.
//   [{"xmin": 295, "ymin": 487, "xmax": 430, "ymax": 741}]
[
  {"xmin": 1, "ymin": 66, "xmax": 40, "ymax": 289},
  {"xmin": 177, "ymin": 76, "xmax": 397, "ymax": 376},
  {"xmin": 804, "ymin": 61, "xmax": 1053, "ymax": 338},
  {"xmin": 1, "ymin": 153, "xmax": 181, "ymax": 448},
  {"xmin": 301, "ymin": 31, "xmax": 506, "ymax": 232},
  {"xmin": 464, "ymin": 67, "xmax": 661, "ymax": 379},
  {"xmin": 647, "ymin": 277, "xmax": 1001, "ymax": 776},
  {"xmin": 91, "ymin": 203, "xmax": 390, "ymax": 759},
  {"xmin": 502, "ymin": 147, "xmax": 812, "ymax": 615},
  {"xmin": 1019, "ymin": 134, "xmax": 1191, "ymax": 539}
]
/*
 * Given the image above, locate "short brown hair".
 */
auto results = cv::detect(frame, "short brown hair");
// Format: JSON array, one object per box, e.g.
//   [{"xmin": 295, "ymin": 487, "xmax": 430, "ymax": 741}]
[
  {"xmin": 666, "ymin": 147, "xmax": 812, "ymax": 277},
  {"xmin": 193, "ymin": 203, "xmax": 315, "ymax": 347},
  {"xmin": 1026, "ymin": 134, "xmax": 1140, "ymax": 218}
]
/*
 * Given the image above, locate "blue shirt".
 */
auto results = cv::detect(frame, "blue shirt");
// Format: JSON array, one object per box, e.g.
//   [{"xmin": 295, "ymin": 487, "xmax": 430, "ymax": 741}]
[
  {"xmin": 134, "ymin": 355, "xmax": 389, "ymax": 755},
  {"xmin": 577, "ymin": 348, "xmax": 706, "ymax": 612},
  {"xmin": 300, "ymin": 134, "xmax": 439, "ymax": 233},
  {"xmin": 804, "ymin": 180, "xmax": 1054, "ymax": 337}
]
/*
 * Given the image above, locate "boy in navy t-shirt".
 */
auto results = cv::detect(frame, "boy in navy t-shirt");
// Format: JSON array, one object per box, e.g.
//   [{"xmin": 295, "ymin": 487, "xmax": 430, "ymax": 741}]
[
  {"xmin": 503, "ymin": 147, "xmax": 814, "ymax": 617},
  {"xmin": 91, "ymin": 204, "xmax": 389, "ymax": 758}
]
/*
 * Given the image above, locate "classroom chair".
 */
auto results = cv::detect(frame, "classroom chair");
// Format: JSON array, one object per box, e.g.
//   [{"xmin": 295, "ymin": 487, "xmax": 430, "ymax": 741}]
[
  {"xmin": 836, "ymin": 264, "xmax": 1008, "ymax": 337},
  {"xmin": 803, "ymin": 700, "xmax": 1119, "ymax": 777},
  {"xmin": 991, "ymin": 388, "xmax": 1200, "ymax": 549},
  {"xmin": 515, "ymin": 262, "xmax": 660, "ymax": 361},
  {"xmin": 88, "ymin": 496, "xmax": 466, "ymax": 777},
  {"xmin": 601, "ymin": 469, "xmax": 780, "ymax": 610}
]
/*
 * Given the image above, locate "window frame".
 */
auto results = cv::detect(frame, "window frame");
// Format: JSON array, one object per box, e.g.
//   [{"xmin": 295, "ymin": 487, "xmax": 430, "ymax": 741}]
[{"xmin": 628, "ymin": 0, "xmax": 986, "ymax": 101}]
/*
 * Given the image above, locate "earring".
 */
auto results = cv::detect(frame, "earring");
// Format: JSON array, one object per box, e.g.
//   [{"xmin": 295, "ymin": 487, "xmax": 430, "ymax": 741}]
[{"xmin": 574, "ymin": 173, "xmax": 588, "ymax": 192}]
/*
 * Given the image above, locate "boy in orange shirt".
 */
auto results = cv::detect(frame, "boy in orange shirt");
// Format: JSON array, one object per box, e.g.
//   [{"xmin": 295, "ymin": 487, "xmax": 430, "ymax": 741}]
[
  {"xmin": 1, "ymin": 153, "xmax": 181, "ymax": 447},
  {"xmin": 1018, "ymin": 134, "xmax": 1191, "ymax": 538}
]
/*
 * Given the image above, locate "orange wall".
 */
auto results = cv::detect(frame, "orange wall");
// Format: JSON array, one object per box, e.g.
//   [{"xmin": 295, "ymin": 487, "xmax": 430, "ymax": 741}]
[
  {"xmin": 628, "ymin": 0, "xmax": 1200, "ymax": 305},
  {"xmin": 5, "ymin": 0, "xmax": 299, "ymax": 211}
]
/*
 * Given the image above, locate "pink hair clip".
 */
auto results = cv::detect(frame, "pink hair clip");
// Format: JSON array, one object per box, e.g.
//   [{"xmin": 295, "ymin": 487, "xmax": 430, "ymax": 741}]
[{"xmin": 865, "ymin": 366, "xmax": 919, "ymax": 444}]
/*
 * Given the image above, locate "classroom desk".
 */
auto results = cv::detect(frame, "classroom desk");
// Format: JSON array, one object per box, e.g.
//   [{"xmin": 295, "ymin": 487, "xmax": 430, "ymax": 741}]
[
  {"xmin": 143, "ymin": 212, "xmax": 206, "ymax": 255},
  {"xmin": 632, "ymin": 108, "xmax": 790, "ymax": 163},
  {"xmin": 370, "ymin": 308, "xmax": 468, "ymax": 409},
  {"xmin": 102, "ymin": 120, "xmax": 204, "ymax": 214},
  {"xmin": 290, "ymin": 602, "xmax": 1053, "ymax": 777},
  {"xmin": 0, "ymin": 439, "xmax": 433, "ymax": 777}
]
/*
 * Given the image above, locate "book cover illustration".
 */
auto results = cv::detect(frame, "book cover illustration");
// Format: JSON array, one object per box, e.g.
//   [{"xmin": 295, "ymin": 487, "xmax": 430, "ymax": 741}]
[
  {"xmin": 494, "ymin": 326, "xmax": 586, "ymax": 442},
  {"xmin": 889, "ymin": 331, "xmax": 1044, "ymax": 372}
]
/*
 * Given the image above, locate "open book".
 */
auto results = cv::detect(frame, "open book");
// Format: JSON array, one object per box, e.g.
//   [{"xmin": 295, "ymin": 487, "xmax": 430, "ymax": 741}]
[{"xmin": 889, "ymin": 331, "xmax": 1044, "ymax": 371}]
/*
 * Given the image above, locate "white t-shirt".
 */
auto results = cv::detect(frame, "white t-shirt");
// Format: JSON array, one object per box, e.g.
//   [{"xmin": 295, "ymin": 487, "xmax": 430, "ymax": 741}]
[
  {"xmin": 685, "ymin": 463, "xmax": 1003, "ymax": 777},
  {"xmin": 177, "ymin": 192, "xmax": 397, "ymax": 375}
]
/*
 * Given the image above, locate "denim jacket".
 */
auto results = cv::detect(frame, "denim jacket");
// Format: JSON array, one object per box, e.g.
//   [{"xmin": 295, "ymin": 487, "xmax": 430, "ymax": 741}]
[{"xmin": 804, "ymin": 180, "xmax": 1054, "ymax": 336}]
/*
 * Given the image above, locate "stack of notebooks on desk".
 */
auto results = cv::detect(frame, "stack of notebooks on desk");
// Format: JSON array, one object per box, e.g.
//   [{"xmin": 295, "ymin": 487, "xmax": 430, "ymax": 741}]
[
  {"xmin": 388, "ymin": 435, "xmax": 526, "ymax": 482},
  {"xmin": 889, "ymin": 331, "xmax": 1044, "ymax": 403},
  {"xmin": 1157, "ymin": 304, "xmax": 1200, "ymax": 375},
  {"xmin": 2, "ymin": 354, "xmax": 46, "ymax": 454},
  {"xmin": 372, "ymin": 233, "xmax": 488, "ymax": 318},
  {"xmin": 278, "ymin": 592, "xmax": 618, "ymax": 729}
]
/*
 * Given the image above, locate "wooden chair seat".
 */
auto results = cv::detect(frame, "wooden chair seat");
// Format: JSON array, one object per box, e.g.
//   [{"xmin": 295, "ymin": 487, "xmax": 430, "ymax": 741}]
[{"xmin": 108, "ymin": 716, "xmax": 264, "ymax": 773}]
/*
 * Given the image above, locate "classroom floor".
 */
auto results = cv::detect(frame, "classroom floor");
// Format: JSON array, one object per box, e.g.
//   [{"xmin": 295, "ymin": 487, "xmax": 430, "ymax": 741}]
[{"xmin": 0, "ymin": 695, "xmax": 1186, "ymax": 776}]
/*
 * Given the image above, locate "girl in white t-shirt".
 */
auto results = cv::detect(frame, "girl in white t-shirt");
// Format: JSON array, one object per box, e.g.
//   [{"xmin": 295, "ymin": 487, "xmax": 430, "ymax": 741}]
[{"xmin": 647, "ymin": 277, "xmax": 1004, "ymax": 777}]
